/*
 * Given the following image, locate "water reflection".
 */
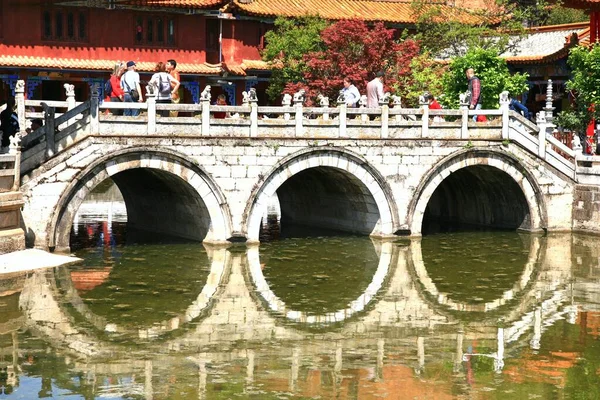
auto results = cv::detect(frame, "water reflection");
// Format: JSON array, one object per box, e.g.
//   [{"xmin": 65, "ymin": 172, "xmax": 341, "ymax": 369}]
[{"xmin": 3, "ymin": 230, "xmax": 600, "ymax": 397}]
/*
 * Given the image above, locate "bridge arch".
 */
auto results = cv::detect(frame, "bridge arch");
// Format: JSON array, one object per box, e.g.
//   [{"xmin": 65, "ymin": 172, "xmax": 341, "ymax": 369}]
[
  {"xmin": 409, "ymin": 148, "xmax": 547, "ymax": 235},
  {"xmin": 243, "ymin": 147, "xmax": 398, "ymax": 242},
  {"xmin": 49, "ymin": 147, "xmax": 233, "ymax": 251}
]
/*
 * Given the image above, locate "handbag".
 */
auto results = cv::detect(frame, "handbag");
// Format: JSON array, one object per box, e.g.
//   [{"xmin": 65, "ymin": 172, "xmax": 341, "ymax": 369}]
[{"xmin": 124, "ymin": 79, "xmax": 140, "ymax": 101}]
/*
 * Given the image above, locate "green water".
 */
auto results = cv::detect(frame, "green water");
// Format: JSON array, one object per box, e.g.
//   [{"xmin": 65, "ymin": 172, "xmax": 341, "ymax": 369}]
[{"xmin": 2, "ymin": 229, "xmax": 600, "ymax": 399}]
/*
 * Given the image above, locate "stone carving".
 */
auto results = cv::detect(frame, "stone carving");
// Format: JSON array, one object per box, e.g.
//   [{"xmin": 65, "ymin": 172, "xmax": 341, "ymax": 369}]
[
  {"xmin": 91, "ymin": 83, "xmax": 99, "ymax": 98},
  {"xmin": 242, "ymin": 91, "xmax": 250, "ymax": 105},
  {"xmin": 317, "ymin": 94, "xmax": 329, "ymax": 107},
  {"xmin": 282, "ymin": 93, "xmax": 292, "ymax": 106},
  {"xmin": 9, "ymin": 133, "xmax": 20, "ymax": 153},
  {"xmin": 536, "ymin": 111, "xmax": 546, "ymax": 125},
  {"xmin": 15, "ymin": 80, "xmax": 25, "ymax": 93},
  {"xmin": 146, "ymin": 81, "xmax": 156, "ymax": 96},
  {"xmin": 391, "ymin": 95, "xmax": 402, "ymax": 107},
  {"xmin": 293, "ymin": 89, "xmax": 305, "ymax": 103},
  {"xmin": 64, "ymin": 83, "xmax": 75, "ymax": 97},
  {"xmin": 359, "ymin": 95, "xmax": 368, "ymax": 108},
  {"xmin": 572, "ymin": 133, "xmax": 582, "ymax": 151},
  {"xmin": 379, "ymin": 92, "xmax": 390, "ymax": 105},
  {"xmin": 200, "ymin": 85, "xmax": 211, "ymax": 101},
  {"xmin": 337, "ymin": 90, "xmax": 345, "ymax": 105},
  {"xmin": 499, "ymin": 91, "xmax": 509, "ymax": 105},
  {"xmin": 248, "ymin": 88, "xmax": 257, "ymax": 102},
  {"xmin": 418, "ymin": 94, "xmax": 427, "ymax": 105},
  {"xmin": 459, "ymin": 92, "xmax": 469, "ymax": 107}
]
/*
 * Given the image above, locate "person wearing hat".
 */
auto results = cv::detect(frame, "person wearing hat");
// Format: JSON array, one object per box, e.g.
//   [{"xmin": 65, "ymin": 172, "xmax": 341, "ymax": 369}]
[
  {"xmin": 366, "ymin": 71, "xmax": 385, "ymax": 108},
  {"xmin": 120, "ymin": 60, "xmax": 143, "ymax": 116}
]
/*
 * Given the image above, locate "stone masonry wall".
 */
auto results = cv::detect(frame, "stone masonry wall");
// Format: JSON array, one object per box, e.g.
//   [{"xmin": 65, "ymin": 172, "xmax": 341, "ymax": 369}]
[
  {"xmin": 20, "ymin": 135, "xmax": 577, "ymax": 250},
  {"xmin": 573, "ymin": 185, "xmax": 600, "ymax": 235}
]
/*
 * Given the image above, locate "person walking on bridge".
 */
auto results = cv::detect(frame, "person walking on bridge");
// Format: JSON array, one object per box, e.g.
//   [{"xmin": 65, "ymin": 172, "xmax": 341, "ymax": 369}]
[
  {"xmin": 367, "ymin": 71, "xmax": 385, "ymax": 108},
  {"xmin": 466, "ymin": 68, "xmax": 482, "ymax": 122}
]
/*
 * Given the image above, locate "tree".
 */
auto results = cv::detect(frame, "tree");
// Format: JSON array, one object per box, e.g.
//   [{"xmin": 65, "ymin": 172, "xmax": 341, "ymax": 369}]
[
  {"xmin": 394, "ymin": 53, "xmax": 447, "ymax": 107},
  {"xmin": 440, "ymin": 47, "xmax": 529, "ymax": 109},
  {"xmin": 545, "ymin": 5, "xmax": 588, "ymax": 25},
  {"xmin": 411, "ymin": 0, "xmax": 529, "ymax": 58},
  {"xmin": 262, "ymin": 16, "xmax": 329, "ymax": 102},
  {"xmin": 284, "ymin": 19, "xmax": 420, "ymax": 104},
  {"xmin": 555, "ymin": 44, "xmax": 600, "ymax": 135}
]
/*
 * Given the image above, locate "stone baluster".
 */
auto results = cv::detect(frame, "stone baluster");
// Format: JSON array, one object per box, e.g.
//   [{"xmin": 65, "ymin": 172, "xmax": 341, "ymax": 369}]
[
  {"xmin": 318, "ymin": 94, "xmax": 329, "ymax": 121},
  {"xmin": 64, "ymin": 83, "xmax": 76, "ymax": 127},
  {"xmin": 454, "ymin": 329, "xmax": 464, "ymax": 373},
  {"xmin": 200, "ymin": 85, "xmax": 211, "ymax": 136},
  {"xmin": 15, "ymin": 80, "xmax": 25, "ymax": 133},
  {"xmin": 379, "ymin": 93, "xmax": 390, "ymax": 138},
  {"xmin": 146, "ymin": 85, "xmax": 156, "ymax": 135},
  {"xmin": 293, "ymin": 90, "xmax": 304, "ymax": 137},
  {"xmin": 536, "ymin": 111, "xmax": 547, "ymax": 159},
  {"xmin": 42, "ymin": 103, "xmax": 55, "ymax": 159},
  {"xmin": 416, "ymin": 336, "xmax": 425, "ymax": 374},
  {"xmin": 459, "ymin": 92, "xmax": 469, "ymax": 139},
  {"xmin": 90, "ymin": 84, "xmax": 100, "ymax": 135},
  {"xmin": 419, "ymin": 93, "xmax": 429, "ymax": 138},
  {"xmin": 9, "ymin": 134, "xmax": 21, "ymax": 191},
  {"xmin": 282, "ymin": 94, "xmax": 292, "ymax": 121},
  {"xmin": 391, "ymin": 95, "xmax": 402, "ymax": 122},
  {"xmin": 338, "ymin": 103, "xmax": 347, "ymax": 138},
  {"xmin": 359, "ymin": 95, "xmax": 368, "ymax": 122},
  {"xmin": 250, "ymin": 93, "xmax": 258, "ymax": 138},
  {"xmin": 530, "ymin": 306, "xmax": 542, "ymax": 350},
  {"xmin": 499, "ymin": 91, "xmax": 510, "ymax": 140}
]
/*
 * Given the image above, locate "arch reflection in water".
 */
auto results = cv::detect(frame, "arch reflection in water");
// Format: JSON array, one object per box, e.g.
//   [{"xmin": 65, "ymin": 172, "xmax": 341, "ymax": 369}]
[
  {"xmin": 247, "ymin": 237, "xmax": 394, "ymax": 325},
  {"xmin": 55, "ymin": 244, "xmax": 228, "ymax": 340},
  {"xmin": 411, "ymin": 232, "xmax": 541, "ymax": 315}
]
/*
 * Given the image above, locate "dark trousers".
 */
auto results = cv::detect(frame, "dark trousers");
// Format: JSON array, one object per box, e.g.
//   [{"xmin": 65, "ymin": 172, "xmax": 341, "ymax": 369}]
[
  {"xmin": 157, "ymin": 99, "xmax": 171, "ymax": 117},
  {"xmin": 110, "ymin": 97, "xmax": 122, "ymax": 115}
]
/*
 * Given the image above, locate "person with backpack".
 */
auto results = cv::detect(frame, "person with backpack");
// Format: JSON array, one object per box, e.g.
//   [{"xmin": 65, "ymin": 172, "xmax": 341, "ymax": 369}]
[
  {"xmin": 105, "ymin": 62, "xmax": 125, "ymax": 115},
  {"xmin": 149, "ymin": 62, "xmax": 180, "ymax": 117}
]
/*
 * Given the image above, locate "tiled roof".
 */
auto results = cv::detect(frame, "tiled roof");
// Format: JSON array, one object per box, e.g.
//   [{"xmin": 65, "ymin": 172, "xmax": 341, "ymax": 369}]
[
  {"xmin": 118, "ymin": 0, "xmax": 227, "ymax": 8},
  {"xmin": 502, "ymin": 22, "xmax": 588, "ymax": 64},
  {"xmin": 0, "ymin": 55, "xmax": 221, "ymax": 74},
  {"xmin": 222, "ymin": 59, "xmax": 280, "ymax": 75},
  {"xmin": 231, "ymin": 0, "xmax": 483, "ymax": 24}
]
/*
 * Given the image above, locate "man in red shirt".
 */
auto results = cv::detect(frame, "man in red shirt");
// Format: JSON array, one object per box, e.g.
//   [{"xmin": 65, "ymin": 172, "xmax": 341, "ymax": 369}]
[{"xmin": 166, "ymin": 59, "xmax": 182, "ymax": 117}]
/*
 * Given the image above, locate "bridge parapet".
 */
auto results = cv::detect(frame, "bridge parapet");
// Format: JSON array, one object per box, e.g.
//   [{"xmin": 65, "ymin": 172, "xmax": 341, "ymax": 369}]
[{"xmin": 14, "ymin": 80, "xmax": 600, "ymax": 186}]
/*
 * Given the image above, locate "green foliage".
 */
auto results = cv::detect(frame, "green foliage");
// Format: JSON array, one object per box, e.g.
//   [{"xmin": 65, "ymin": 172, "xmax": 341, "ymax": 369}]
[
  {"xmin": 411, "ymin": 0, "xmax": 527, "ymax": 58},
  {"xmin": 546, "ymin": 6, "xmax": 588, "ymax": 25},
  {"xmin": 262, "ymin": 16, "xmax": 329, "ymax": 102},
  {"xmin": 440, "ymin": 47, "xmax": 529, "ymax": 109},
  {"xmin": 394, "ymin": 52, "xmax": 447, "ymax": 107},
  {"xmin": 556, "ymin": 44, "xmax": 600, "ymax": 133}
]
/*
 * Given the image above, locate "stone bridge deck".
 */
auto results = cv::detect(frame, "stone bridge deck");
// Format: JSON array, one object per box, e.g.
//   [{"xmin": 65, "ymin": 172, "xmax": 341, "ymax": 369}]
[{"xmin": 5, "ymin": 81, "xmax": 600, "ymax": 250}]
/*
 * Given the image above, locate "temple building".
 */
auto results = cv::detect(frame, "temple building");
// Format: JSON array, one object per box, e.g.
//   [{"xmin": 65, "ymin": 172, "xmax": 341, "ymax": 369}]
[{"xmin": 0, "ymin": 0, "xmax": 594, "ymax": 107}]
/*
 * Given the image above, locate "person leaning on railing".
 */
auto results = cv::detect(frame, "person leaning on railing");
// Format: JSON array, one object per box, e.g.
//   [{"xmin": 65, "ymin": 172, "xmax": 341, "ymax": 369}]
[{"xmin": 106, "ymin": 62, "xmax": 125, "ymax": 116}]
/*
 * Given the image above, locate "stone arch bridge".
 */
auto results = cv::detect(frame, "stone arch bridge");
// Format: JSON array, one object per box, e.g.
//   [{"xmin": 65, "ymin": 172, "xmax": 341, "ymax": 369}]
[{"xmin": 8, "ymin": 82, "xmax": 600, "ymax": 251}]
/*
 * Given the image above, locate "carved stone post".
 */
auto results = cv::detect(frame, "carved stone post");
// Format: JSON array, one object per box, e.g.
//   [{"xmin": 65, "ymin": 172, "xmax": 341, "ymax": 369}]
[
  {"xmin": 249, "ymin": 90, "xmax": 258, "ymax": 138},
  {"xmin": 359, "ymin": 95, "xmax": 368, "ymax": 122},
  {"xmin": 146, "ymin": 85, "xmax": 156, "ymax": 135},
  {"xmin": 499, "ymin": 91, "xmax": 510, "ymax": 140},
  {"xmin": 200, "ymin": 85, "xmax": 211, "ymax": 136},
  {"xmin": 459, "ymin": 92, "xmax": 469, "ymax": 139},
  {"xmin": 338, "ymin": 103, "xmax": 347, "ymax": 138},
  {"xmin": 15, "ymin": 80, "xmax": 25, "ymax": 132},
  {"xmin": 9, "ymin": 135, "xmax": 21, "ymax": 191},
  {"xmin": 293, "ymin": 90, "xmax": 304, "ymax": 137},
  {"xmin": 90, "ymin": 84, "xmax": 100, "ymax": 135},
  {"xmin": 536, "ymin": 111, "xmax": 547, "ymax": 159},
  {"xmin": 64, "ymin": 83, "xmax": 76, "ymax": 127},
  {"xmin": 318, "ymin": 94, "xmax": 329, "ymax": 121},
  {"xmin": 282, "ymin": 94, "xmax": 292, "ymax": 121},
  {"xmin": 42, "ymin": 103, "xmax": 55, "ymax": 159},
  {"xmin": 419, "ymin": 93, "xmax": 429, "ymax": 138},
  {"xmin": 544, "ymin": 79, "xmax": 555, "ymax": 124},
  {"xmin": 391, "ymin": 95, "xmax": 402, "ymax": 122},
  {"xmin": 380, "ymin": 104, "xmax": 389, "ymax": 138},
  {"xmin": 495, "ymin": 327, "xmax": 505, "ymax": 373}
]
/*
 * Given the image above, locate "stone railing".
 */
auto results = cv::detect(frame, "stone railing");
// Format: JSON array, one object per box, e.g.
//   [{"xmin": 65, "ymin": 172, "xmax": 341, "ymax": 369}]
[{"xmin": 11, "ymin": 80, "xmax": 600, "ymax": 184}]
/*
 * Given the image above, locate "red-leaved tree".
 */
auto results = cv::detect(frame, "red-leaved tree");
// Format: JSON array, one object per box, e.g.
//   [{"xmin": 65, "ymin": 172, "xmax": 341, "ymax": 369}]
[{"xmin": 284, "ymin": 20, "xmax": 420, "ymax": 105}]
